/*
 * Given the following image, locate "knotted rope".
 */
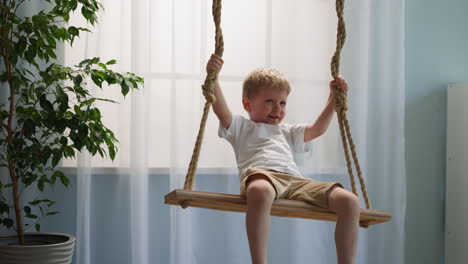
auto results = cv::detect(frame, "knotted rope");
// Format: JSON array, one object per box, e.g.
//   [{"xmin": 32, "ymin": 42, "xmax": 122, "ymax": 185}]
[
  {"xmin": 331, "ymin": 0, "xmax": 371, "ymax": 211},
  {"xmin": 183, "ymin": 0, "xmax": 224, "ymax": 194}
]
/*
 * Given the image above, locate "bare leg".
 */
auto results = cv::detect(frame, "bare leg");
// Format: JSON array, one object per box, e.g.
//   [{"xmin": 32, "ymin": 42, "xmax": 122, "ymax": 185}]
[
  {"xmin": 327, "ymin": 186, "xmax": 360, "ymax": 264},
  {"xmin": 245, "ymin": 175, "xmax": 276, "ymax": 264}
]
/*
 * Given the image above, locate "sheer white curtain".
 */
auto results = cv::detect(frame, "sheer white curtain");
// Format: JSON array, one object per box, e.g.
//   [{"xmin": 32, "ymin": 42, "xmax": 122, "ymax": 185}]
[{"xmin": 65, "ymin": 0, "xmax": 405, "ymax": 263}]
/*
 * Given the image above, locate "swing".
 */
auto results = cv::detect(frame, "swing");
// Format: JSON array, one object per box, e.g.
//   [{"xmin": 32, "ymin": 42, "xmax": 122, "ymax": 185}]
[{"xmin": 164, "ymin": 0, "xmax": 392, "ymax": 228}]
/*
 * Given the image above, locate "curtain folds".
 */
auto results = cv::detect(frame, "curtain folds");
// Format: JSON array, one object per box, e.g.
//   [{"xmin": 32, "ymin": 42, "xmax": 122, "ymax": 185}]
[{"xmin": 69, "ymin": 0, "xmax": 405, "ymax": 263}]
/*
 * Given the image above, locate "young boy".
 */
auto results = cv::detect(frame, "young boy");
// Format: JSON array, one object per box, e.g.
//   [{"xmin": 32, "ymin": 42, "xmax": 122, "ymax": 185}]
[{"xmin": 207, "ymin": 54, "xmax": 360, "ymax": 264}]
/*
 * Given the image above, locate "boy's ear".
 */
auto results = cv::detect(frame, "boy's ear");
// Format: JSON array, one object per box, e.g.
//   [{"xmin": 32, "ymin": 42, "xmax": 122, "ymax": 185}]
[{"xmin": 242, "ymin": 97, "xmax": 251, "ymax": 112}]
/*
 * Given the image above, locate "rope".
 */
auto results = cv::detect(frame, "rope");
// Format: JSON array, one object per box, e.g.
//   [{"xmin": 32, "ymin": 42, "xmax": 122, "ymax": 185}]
[
  {"xmin": 183, "ymin": 0, "xmax": 224, "ymax": 195},
  {"xmin": 331, "ymin": 0, "xmax": 371, "ymax": 210}
]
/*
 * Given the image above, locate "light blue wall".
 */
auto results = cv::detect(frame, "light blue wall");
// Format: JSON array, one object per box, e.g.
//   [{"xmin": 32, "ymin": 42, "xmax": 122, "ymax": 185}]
[
  {"xmin": 40, "ymin": 173, "xmax": 172, "ymax": 264},
  {"xmin": 405, "ymin": 0, "xmax": 468, "ymax": 264}
]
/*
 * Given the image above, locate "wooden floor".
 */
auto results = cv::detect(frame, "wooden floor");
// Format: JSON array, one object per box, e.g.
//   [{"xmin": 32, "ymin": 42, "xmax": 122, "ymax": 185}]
[{"xmin": 165, "ymin": 189, "xmax": 392, "ymax": 228}]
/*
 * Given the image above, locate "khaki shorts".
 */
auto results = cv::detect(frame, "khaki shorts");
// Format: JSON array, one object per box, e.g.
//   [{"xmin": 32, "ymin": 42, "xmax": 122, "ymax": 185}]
[{"xmin": 240, "ymin": 167, "xmax": 343, "ymax": 209}]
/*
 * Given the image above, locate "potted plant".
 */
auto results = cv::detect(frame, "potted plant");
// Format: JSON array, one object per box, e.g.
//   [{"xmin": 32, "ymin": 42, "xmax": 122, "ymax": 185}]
[{"xmin": 0, "ymin": 0, "xmax": 143, "ymax": 263}]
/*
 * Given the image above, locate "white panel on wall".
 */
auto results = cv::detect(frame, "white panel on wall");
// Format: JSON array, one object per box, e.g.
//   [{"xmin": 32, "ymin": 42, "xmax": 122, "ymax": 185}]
[{"xmin": 446, "ymin": 83, "xmax": 468, "ymax": 264}]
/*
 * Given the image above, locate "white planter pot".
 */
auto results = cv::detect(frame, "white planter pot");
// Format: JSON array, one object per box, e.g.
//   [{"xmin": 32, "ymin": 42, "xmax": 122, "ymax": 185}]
[{"xmin": 0, "ymin": 232, "xmax": 75, "ymax": 264}]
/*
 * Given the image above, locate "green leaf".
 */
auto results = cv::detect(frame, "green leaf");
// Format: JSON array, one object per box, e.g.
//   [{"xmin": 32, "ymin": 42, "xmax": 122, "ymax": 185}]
[
  {"xmin": 23, "ymin": 172, "xmax": 39, "ymax": 186},
  {"xmin": 68, "ymin": 26, "xmax": 79, "ymax": 36},
  {"xmin": 130, "ymin": 79, "xmax": 138, "ymax": 89},
  {"xmin": 63, "ymin": 13, "xmax": 70, "ymax": 23},
  {"xmin": 17, "ymin": 38, "xmax": 28, "ymax": 54},
  {"xmin": 0, "ymin": 201, "xmax": 9, "ymax": 214},
  {"xmin": 25, "ymin": 46, "xmax": 37, "ymax": 64},
  {"xmin": 89, "ymin": 108, "xmax": 101, "ymax": 120},
  {"xmin": 97, "ymin": 147, "xmax": 104, "ymax": 157},
  {"xmin": 2, "ymin": 218, "xmax": 14, "ymax": 229},
  {"xmin": 70, "ymin": 0, "xmax": 78, "ymax": 10},
  {"xmin": 38, "ymin": 181, "xmax": 45, "ymax": 192},
  {"xmin": 64, "ymin": 146, "xmax": 75, "ymax": 158},
  {"xmin": 55, "ymin": 119, "xmax": 67, "ymax": 133},
  {"xmin": 91, "ymin": 72, "xmax": 103, "ymax": 88},
  {"xmin": 76, "ymin": 27, "xmax": 91, "ymax": 33},
  {"xmin": 25, "ymin": 213, "xmax": 38, "ymax": 219},
  {"xmin": 60, "ymin": 136, "xmax": 68, "ymax": 146},
  {"xmin": 96, "ymin": 98, "xmax": 118, "ymax": 104},
  {"xmin": 46, "ymin": 47, "xmax": 57, "ymax": 59},
  {"xmin": 82, "ymin": 98, "xmax": 96, "ymax": 106},
  {"xmin": 59, "ymin": 99, "xmax": 69, "ymax": 112},
  {"xmin": 52, "ymin": 149, "xmax": 62, "ymax": 167},
  {"xmin": 73, "ymin": 74, "xmax": 83, "ymax": 86},
  {"xmin": 46, "ymin": 211, "xmax": 59, "ymax": 216},
  {"xmin": 24, "ymin": 206, "xmax": 31, "ymax": 215},
  {"xmin": 109, "ymin": 145, "xmax": 116, "ymax": 160},
  {"xmin": 35, "ymin": 86, "xmax": 46, "ymax": 99},
  {"xmin": 78, "ymin": 58, "xmax": 91, "ymax": 67},
  {"xmin": 105, "ymin": 74, "xmax": 118, "ymax": 84},
  {"xmin": 0, "ymin": 110, "xmax": 8, "ymax": 121},
  {"xmin": 60, "ymin": 174, "xmax": 70, "ymax": 187},
  {"xmin": 70, "ymin": 131, "xmax": 83, "ymax": 151},
  {"xmin": 78, "ymin": 124, "xmax": 89, "ymax": 138},
  {"xmin": 81, "ymin": 6, "xmax": 92, "ymax": 21},
  {"xmin": 41, "ymin": 147, "xmax": 52, "ymax": 165},
  {"xmin": 95, "ymin": 71, "xmax": 106, "ymax": 79},
  {"xmin": 121, "ymin": 80, "xmax": 130, "ymax": 96},
  {"xmin": 40, "ymin": 96, "xmax": 54, "ymax": 112},
  {"xmin": 45, "ymin": 35, "xmax": 57, "ymax": 48},
  {"xmin": 98, "ymin": 63, "xmax": 107, "ymax": 70},
  {"xmin": 35, "ymin": 224, "xmax": 41, "ymax": 232},
  {"xmin": 50, "ymin": 173, "xmax": 57, "ymax": 184},
  {"xmin": 23, "ymin": 119, "xmax": 36, "ymax": 137},
  {"xmin": 47, "ymin": 200, "xmax": 56, "ymax": 207},
  {"xmin": 74, "ymin": 105, "xmax": 83, "ymax": 118},
  {"xmin": 28, "ymin": 200, "xmax": 42, "ymax": 206},
  {"xmin": 51, "ymin": 27, "xmax": 67, "ymax": 41},
  {"xmin": 106, "ymin": 59, "xmax": 117, "ymax": 65}
]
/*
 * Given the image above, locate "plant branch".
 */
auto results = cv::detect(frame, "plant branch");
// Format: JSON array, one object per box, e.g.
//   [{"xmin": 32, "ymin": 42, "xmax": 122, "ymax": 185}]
[
  {"xmin": 9, "ymin": 0, "xmax": 24, "ymax": 44},
  {"xmin": 12, "ymin": 0, "xmax": 26, "ymax": 17},
  {"xmin": 2, "ymin": 0, "xmax": 25, "ymax": 244}
]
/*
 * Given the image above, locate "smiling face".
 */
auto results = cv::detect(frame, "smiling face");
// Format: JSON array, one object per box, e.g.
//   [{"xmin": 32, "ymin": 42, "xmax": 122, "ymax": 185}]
[{"xmin": 242, "ymin": 87, "xmax": 288, "ymax": 125}]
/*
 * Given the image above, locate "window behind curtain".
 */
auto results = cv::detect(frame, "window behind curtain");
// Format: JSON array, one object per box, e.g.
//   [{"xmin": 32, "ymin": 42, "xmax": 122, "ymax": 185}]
[{"xmin": 62, "ymin": 0, "xmax": 341, "ymax": 173}]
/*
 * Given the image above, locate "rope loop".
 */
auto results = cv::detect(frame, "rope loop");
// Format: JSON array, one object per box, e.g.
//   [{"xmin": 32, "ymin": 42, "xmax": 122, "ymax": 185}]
[
  {"xmin": 332, "ymin": 87, "xmax": 348, "ymax": 112},
  {"xmin": 201, "ymin": 71, "xmax": 218, "ymax": 104}
]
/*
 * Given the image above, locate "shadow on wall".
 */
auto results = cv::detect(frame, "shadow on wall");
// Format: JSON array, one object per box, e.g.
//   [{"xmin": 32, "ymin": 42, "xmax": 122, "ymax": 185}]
[{"xmin": 405, "ymin": 82, "xmax": 447, "ymax": 263}]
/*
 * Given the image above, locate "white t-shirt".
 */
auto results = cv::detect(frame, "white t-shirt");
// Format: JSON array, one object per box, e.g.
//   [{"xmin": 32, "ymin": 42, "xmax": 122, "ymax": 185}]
[{"xmin": 218, "ymin": 115, "xmax": 312, "ymax": 179}]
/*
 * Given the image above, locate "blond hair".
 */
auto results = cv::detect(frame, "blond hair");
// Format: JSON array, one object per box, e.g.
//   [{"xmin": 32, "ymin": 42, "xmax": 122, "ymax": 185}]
[{"xmin": 242, "ymin": 68, "xmax": 291, "ymax": 99}]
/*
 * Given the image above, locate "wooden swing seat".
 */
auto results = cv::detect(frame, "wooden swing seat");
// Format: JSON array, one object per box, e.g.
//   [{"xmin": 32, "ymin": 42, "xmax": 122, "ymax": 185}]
[{"xmin": 165, "ymin": 189, "xmax": 392, "ymax": 227}]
